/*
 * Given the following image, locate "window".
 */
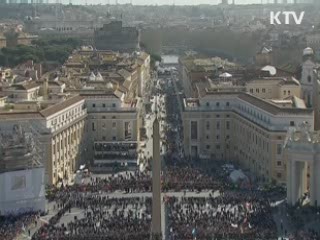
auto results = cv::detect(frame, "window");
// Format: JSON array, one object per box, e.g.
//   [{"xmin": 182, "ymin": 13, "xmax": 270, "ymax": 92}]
[
  {"xmin": 102, "ymin": 116, "xmax": 106, "ymax": 119},
  {"xmin": 262, "ymin": 88, "xmax": 266, "ymax": 93},
  {"xmin": 102, "ymin": 136, "xmax": 106, "ymax": 141},
  {"xmin": 112, "ymin": 122, "xmax": 116, "ymax": 128},
  {"xmin": 112, "ymin": 103, "xmax": 116, "ymax": 107},
  {"xmin": 250, "ymin": 89, "xmax": 253, "ymax": 93},
  {"xmin": 206, "ymin": 121, "xmax": 210, "ymax": 130},
  {"xmin": 92, "ymin": 103, "xmax": 96, "ymax": 108},
  {"xmin": 216, "ymin": 114, "xmax": 220, "ymax": 118},
  {"xmin": 283, "ymin": 90, "xmax": 286, "ymax": 95},
  {"xmin": 216, "ymin": 135, "xmax": 220, "ymax": 140},
  {"xmin": 124, "ymin": 122, "xmax": 132, "ymax": 139},
  {"xmin": 216, "ymin": 121, "xmax": 220, "ymax": 130},
  {"xmin": 206, "ymin": 135, "xmax": 210, "ymax": 139},
  {"xmin": 92, "ymin": 122, "xmax": 95, "ymax": 131},
  {"xmin": 112, "ymin": 116, "xmax": 116, "ymax": 119},
  {"xmin": 290, "ymin": 121, "xmax": 295, "ymax": 126},
  {"xmin": 103, "ymin": 103, "xmax": 106, "ymax": 108},
  {"xmin": 277, "ymin": 173, "xmax": 282, "ymax": 178},
  {"xmin": 206, "ymin": 102, "xmax": 210, "ymax": 107},
  {"xmin": 191, "ymin": 121, "xmax": 198, "ymax": 140},
  {"xmin": 308, "ymin": 75, "xmax": 312, "ymax": 82},
  {"xmin": 206, "ymin": 145, "xmax": 210, "ymax": 149},
  {"xmin": 277, "ymin": 161, "xmax": 282, "ymax": 166},
  {"xmin": 288, "ymin": 90, "xmax": 291, "ymax": 95},
  {"xmin": 277, "ymin": 144, "xmax": 282, "ymax": 155},
  {"xmin": 112, "ymin": 136, "xmax": 116, "ymax": 141},
  {"xmin": 226, "ymin": 121, "xmax": 230, "ymax": 130},
  {"xmin": 226, "ymin": 135, "xmax": 230, "ymax": 139},
  {"xmin": 226, "ymin": 102, "xmax": 230, "ymax": 107},
  {"xmin": 216, "ymin": 144, "xmax": 220, "ymax": 150},
  {"xmin": 216, "ymin": 102, "xmax": 220, "ymax": 107},
  {"xmin": 256, "ymin": 88, "xmax": 259, "ymax": 93},
  {"xmin": 226, "ymin": 114, "xmax": 230, "ymax": 118}
]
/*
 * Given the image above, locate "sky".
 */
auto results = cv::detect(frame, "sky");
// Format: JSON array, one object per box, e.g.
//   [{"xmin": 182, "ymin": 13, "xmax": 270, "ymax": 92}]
[{"xmin": 66, "ymin": 0, "xmax": 278, "ymax": 5}]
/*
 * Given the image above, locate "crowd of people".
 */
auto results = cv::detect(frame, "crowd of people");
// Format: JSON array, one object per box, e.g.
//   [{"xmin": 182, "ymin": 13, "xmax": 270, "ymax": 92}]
[
  {"xmin": 47, "ymin": 171, "xmax": 152, "ymax": 200},
  {"xmin": 32, "ymin": 193, "xmax": 152, "ymax": 240},
  {"xmin": 163, "ymin": 166, "xmax": 231, "ymax": 192},
  {"xmin": 0, "ymin": 211, "xmax": 42, "ymax": 240},
  {"xmin": 2, "ymin": 72, "xmax": 320, "ymax": 240},
  {"xmin": 167, "ymin": 191, "xmax": 277, "ymax": 240}
]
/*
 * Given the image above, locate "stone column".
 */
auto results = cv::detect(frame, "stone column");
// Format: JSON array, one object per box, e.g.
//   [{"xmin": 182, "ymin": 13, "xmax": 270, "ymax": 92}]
[
  {"xmin": 152, "ymin": 117, "xmax": 161, "ymax": 237},
  {"xmin": 311, "ymin": 158, "xmax": 320, "ymax": 206},
  {"xmin": 290, "ymin": 160, "xmax": 297, "ymax": 205},
  {"xmin": 309, "ymin": 161, "xmax": 315, "ymax": 206},
  {"xmin": 287, "ymin": 158, "xmax": 292, "ymax": 205}
]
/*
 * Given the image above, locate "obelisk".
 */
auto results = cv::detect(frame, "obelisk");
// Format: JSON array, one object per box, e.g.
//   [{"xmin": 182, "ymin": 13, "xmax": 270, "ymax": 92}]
[{"xmin": 151, "ymin": 116, "xmax": 162, "ymax": 239}]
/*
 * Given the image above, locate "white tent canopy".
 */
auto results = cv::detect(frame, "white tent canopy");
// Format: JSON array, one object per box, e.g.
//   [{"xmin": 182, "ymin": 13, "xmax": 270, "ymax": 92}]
[
  {"xmin": 219, "ymin": 72, "xmax": 232, "ymax": 78},
  {"xmin": 229, "ymin": 169, "xmax": 247, "ymax": 183}
]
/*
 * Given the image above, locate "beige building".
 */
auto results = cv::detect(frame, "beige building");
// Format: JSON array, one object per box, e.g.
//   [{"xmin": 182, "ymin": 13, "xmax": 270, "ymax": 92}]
[
  {"xmin": 246, "ymin": 77, "xmax": 301, "ymax": 100},
  {"xmin": 0, "ymin": 33, "xmax": 6, "ymax": 49},
  {"xmin": 0, "ymin": 49, "xmax": 150, "ymax": 185},
  {"xmin": 83, "ymin": 93, "xmax": 138, "ymax": 170},
  {"xmin": 16, "ymin": 33, "xmax": 38, "ymax": 46},
  {"xmin": 0, "ymin": 95, "xmax": 87, "ymax": 185},
  {"xmin": 182, "ymin": 89, "xmax": 313, "ymax": 184},
  {"xmin": 179, "ymin": 55, "xmax": 240, "ymax": 98},
  {"xmin": 2, "ymin": 82, "xmax": 41, "ymax": 101}
]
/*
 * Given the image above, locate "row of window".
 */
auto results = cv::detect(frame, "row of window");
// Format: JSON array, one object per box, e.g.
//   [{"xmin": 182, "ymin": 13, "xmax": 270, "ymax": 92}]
[
  {"xmin": 205, "ymin": 144, "xmax": 229, "ymax": 150},
  {"xmin": 50, "ymin": 105, "xmax": 84, "ymax": 127},
  {"xmin": 92, "ymin": 103, "xmax": 116, "ymax": 108},
  {"xmin": 206, "ymin": 102, "xmax": 230, "ymax": 107},
  {"xmin": 205, "ymin": 114, "xmax": 230, "ymax": 118},
  {"xmin": 205, "ymin": 121, "xmax": 230, "ymax": 130},
  {"xmin": 205, "ymin": 134, "xmax": 230, "ymax": 140}
]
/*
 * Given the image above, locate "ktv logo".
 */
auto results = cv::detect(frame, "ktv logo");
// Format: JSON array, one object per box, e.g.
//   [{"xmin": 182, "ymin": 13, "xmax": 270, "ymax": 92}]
[{"xmin": 270, "ymin": 11, "xmax": 305, "ymax": 25}]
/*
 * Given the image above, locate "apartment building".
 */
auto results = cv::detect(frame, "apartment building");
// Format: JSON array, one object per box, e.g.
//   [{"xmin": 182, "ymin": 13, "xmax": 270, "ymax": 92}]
[
  {"xmin": 83, "ymin": 93, "xmax": 138, "ymax": 170},
  {"xmin": 180, "ymin": 51, "xmax": 314, "ymax": 184},
  {"xmin": 182, "ymin": 91, "xmax": 313, "ymax": 184},
  {"xmin": 0, "ymin": 49, "xmax": 150, "ymax": 185},
  {"xmin": 0, "ymin": 95, "xmax": 87, "ymax": 185}
]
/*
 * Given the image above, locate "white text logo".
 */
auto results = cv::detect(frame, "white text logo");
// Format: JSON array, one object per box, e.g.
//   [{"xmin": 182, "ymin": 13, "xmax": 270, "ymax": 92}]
[{"xmin": 270, "ymin": 11, "xmax": 305, "ymax": 25}]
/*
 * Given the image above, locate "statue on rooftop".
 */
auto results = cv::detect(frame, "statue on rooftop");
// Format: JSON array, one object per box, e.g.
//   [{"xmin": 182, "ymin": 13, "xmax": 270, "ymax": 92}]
[{"xmin": 298, "ymin": 121, "xmax": 312, "ymax": 142}]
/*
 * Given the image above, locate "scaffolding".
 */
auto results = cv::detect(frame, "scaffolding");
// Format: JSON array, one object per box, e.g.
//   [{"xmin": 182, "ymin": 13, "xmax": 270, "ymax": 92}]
[{"xmin": 0, "ymin": 123, "xmax": 43, "ymax": 172}]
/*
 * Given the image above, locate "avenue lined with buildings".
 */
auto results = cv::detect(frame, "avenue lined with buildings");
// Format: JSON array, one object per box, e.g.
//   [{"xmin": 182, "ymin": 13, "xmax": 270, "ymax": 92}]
[{"xmin": 1, "ymin": 16, "xmax": 320, "ymax": 238}]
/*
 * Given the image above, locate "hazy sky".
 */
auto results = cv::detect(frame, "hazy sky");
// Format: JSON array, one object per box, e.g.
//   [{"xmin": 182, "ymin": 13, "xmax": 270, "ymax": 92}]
[{"xmin": 67, "ymin": 0, "xmax": 272, "ymax": 5}]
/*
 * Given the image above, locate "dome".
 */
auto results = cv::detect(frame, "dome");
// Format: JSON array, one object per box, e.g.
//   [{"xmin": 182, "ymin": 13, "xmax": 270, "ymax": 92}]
[{"xmin": 303, "ymin": 47, "xmax": 314, "ymax": 56}]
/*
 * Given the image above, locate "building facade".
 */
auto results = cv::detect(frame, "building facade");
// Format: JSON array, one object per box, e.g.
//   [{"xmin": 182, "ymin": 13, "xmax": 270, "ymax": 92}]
[
  {"xmin": 94, "ymin": 21, "xmax": 140, "ymax": 52},
  {"xmin": 285, "ymin": 122, "xmax": 320, "ymax": 206},
  {"xmin": 0, "ymin": 96, "xmax": 87, "ymax": 185},
  {"xmin": 182, "ymin": 91, "xmax": 313, "ymax": 184},
  {"xmin": 83, "ymin": 93, "xmax": 138, "ymax": 171}
]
